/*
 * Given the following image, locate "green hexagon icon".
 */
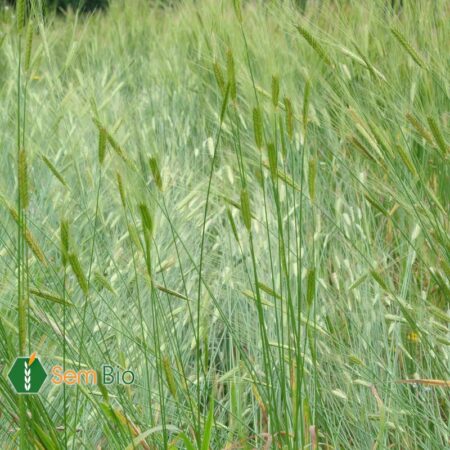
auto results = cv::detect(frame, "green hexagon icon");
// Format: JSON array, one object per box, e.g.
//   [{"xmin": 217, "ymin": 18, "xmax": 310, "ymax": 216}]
[{"xmin": 7, "ymin": 354, "xmax": 47, "ymax": 394}]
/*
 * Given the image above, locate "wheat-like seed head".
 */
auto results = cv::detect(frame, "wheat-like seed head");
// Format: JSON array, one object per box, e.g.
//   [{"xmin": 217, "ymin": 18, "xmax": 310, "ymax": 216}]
[
  {"xmin": 42, "ymin": 156, "xmax": 68, "ymax": 187},
  {"xmin": 405, "ymin": 113, "xmax": 434, "ymax": 145},
  {"xmin": 226, "ymin": 208, "xmax": 239, "ymax": 243},
  {"xmin": 271, "ymin": 76, "xmax": 279, "ymax": 109},
  {"xmin": 68, "ymin": 252, "xmax": 89, "ymax": 296},
  {"xmin": 60, "ymin": 220, "xmax": 70, "ymax": 267},
  {"xmin": 233, "ymin": 0, "xmax": 242, "ymax": 23},
  {"xmin": 240, "ymin": 189, "xmax": 252, "ymax": 231},
  {"xmin": 162, "ymin": 356, "xmax": 178, "ymax": 400},
  {"xmin": 267, "ymin": 143, "xmax": 277, "ymax": 181},
  {"xmin": 149, "ymin": 157, "xmax": 163, "ymax": 191},
  {"xmin": 116, "ymin": 172, "xmax": 126, "ymax": 208},
  {"xmin": 391, "ymin": 28, "xmax": 426, "ymax": 69},
  {"xmin": 98, "ymin": 126, "xmax": 107, "ymax": 165},
  {"xmin": 139, "ymin": 203, "xmax": 154, "ymax": 235},
  {"xmin": 427, "ymin": 117, "xmax": 448, "ymax": 156},
  {"xmin": 296, "ymin": 25, "xmax": 332, "ymax": 66},
  {"xmin": 227, "ymin": 49, "xmax": 237, "ymax": 102},
  {"xmin": 24, "ymin": 21, "xmax": 33, "ymax": 73},
  {"xmin": 7, "ymin": 204, "xmax": 46, "ymax": 264},
  {"xmin": 252, "ymin": 107, "xmax": 263, "ymax": 150},
  {"xmin": 16, "ymin": 0, "xmax": 25, "ymax": 33},
  {"xmin": 284, "ymin": 97, "xmax": 294, "ymax": 140}
]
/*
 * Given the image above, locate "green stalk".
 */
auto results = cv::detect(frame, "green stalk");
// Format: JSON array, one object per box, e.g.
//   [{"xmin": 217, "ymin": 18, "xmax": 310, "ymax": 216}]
[
  {"xmin": 118, "ymin": 181, "xmax": 154, "ymax": 430},
  {"xmin": 195, "ymin": 83, "xmax": 229, "ymax": 447},
  {"xmin": 16, "ymin": 3, "xmax": 28, "ymax": 447}
]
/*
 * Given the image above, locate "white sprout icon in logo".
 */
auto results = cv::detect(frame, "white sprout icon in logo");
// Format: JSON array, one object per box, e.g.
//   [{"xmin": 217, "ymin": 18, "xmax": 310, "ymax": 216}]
[
  {"xmin": 24, "ymin": 352, "xmax": 37, "ymax": 392},
  {"xmin": 24, "ymin": 361, "xmax": 31, "ymax": 391}
]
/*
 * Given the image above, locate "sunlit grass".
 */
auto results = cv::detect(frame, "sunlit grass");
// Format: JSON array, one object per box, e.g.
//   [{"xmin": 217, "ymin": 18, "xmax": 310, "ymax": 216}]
[{"xmin": 0, "ymin": 0, "xmax": 448, "ymax": 448}]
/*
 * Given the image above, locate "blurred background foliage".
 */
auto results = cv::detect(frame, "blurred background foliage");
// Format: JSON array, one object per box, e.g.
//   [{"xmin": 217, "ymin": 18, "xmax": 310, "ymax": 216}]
[
  {"xmin": 0, "ymin": 0, "xmax": 405, "ymax": 15},
  {"xmin": 1, "ymin": 0, "xmax": 109, "ymax": 12}
]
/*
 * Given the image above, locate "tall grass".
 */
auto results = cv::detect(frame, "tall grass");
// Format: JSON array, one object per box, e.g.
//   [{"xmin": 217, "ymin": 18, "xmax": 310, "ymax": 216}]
[{"xmin": 0, "ymin": 0, "xmax": 448, "ymax": 448}]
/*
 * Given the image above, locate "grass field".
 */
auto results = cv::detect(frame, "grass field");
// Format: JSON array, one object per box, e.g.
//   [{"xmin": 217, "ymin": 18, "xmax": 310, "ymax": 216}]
[{"xmin": 0, "ymin": 0, "xmax": 449, "ymax": 448}]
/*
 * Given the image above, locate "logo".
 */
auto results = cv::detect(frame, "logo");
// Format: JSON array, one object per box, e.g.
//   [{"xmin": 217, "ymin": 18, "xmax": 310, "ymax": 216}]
[
  {"xmin": 8, "ymin": 353, "xmax": 47, "ymax": 394},
  {"xmin": 7, "ymin": 352, "xmax": 135, "ymax": 395},
  {"xmin": 50, "ymin": 365, "xmax": 135, "ymax": 386}
]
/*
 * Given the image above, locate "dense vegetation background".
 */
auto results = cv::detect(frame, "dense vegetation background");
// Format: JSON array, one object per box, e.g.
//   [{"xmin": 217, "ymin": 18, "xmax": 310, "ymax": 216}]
[
  {"xmin": 0, "ymin": 0, "xmax": 449, "ymax": 448},
  {"xmin": 1, "ymin": 0, "xmax": 109, "ymax": 11}
]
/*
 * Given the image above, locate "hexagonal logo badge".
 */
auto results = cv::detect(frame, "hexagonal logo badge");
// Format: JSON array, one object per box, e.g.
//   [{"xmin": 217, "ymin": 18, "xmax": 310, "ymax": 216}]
[{"xmin": 7, "ymin": 353, "xmax": 47, "ymax": 394}]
